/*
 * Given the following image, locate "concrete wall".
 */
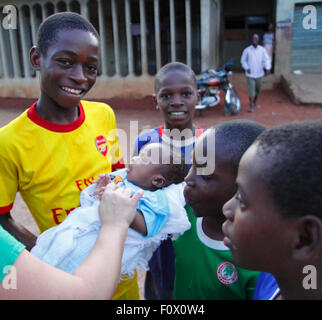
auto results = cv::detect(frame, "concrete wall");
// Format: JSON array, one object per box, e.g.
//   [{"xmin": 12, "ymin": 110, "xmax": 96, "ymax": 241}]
[
  {"xmin": 0, "ymin": 0, "xmax": 220, "ymax": 99},
  {"xmin": 0, "ymin": 75, "xmax": 156, "ymax": 99}
]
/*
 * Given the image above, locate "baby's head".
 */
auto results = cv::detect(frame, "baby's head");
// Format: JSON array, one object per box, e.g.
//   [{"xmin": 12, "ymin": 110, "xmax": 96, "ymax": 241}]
[
  {"xmin": 223, "ymin": 120, "xmax": 322, "ymax": 286},
  {"xmin": 127, "ymin": 142, "xmax": 189, "ymax": 191}
]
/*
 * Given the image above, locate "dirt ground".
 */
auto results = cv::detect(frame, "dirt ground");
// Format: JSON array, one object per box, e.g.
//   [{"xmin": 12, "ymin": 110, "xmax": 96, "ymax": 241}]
[{"xmin": 1, "ymin": 82, "xmax": 322, "ymax": 299}]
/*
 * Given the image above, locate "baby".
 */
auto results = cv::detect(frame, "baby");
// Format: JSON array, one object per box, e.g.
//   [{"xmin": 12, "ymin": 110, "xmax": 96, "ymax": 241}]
[{"xmin": 31, "ymin": 143, "xmax": 191, "ymax": 280}]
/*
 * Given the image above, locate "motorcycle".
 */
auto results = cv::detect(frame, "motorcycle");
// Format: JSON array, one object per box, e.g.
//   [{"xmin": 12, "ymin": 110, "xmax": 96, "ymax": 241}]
[{"xmin": 195, "ymin": 60, "xmax": 241, "ymax": 115}]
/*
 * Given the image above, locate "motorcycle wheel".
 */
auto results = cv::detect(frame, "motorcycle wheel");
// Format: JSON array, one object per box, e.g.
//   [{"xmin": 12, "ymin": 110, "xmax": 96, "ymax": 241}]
[{"xmin": 224, "ymin": 87, "xmax": 241, "ymax": 115}]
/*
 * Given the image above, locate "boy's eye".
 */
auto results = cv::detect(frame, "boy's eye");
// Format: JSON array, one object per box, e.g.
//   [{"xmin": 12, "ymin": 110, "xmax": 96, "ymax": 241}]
[
  {"xmin": 201, "ymin": 174, "xmax": 212, "ymax": 181},
  {"xmin": 182, "ymin": 91, "xmax": 192, "ymax": 98},
  {"xmin": 161, "ymin": 93, "xmax": 171, "ymax": 99},
  {"xmin": 235, "ymin": 192, "xmax": 246, "ymax": 209},
  {"xmin": 57, "ymin": 58, "xmax": 72, "ymax": 66},
  {"xmin": 87, "ymin": 64, "xmax": 98, "ymax": 72}
]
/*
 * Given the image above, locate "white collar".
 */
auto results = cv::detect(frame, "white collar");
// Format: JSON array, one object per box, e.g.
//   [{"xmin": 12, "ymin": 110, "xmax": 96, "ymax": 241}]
[{"xmin": 196, "ymin": 217, "xmax": 229, "ymax": 250}]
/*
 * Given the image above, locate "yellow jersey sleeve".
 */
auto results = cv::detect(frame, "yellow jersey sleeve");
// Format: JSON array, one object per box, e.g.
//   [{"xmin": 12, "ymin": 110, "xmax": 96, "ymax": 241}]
[{"xmin": 0, "ymin": 125, "xmax": 20, "ymax": 213}]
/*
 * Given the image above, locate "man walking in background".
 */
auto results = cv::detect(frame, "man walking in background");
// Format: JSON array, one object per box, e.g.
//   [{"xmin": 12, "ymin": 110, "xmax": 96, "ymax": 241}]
[{"xmin": 241, "ymin": 33, "xmax": 271, "ymax": 113}]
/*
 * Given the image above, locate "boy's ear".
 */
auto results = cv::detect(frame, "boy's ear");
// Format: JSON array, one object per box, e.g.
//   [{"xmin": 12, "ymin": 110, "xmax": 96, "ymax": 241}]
[
  {"xmin": 292, "ymin": 216, "xmax": 322, "ymax": 261},
  {"xmin": 196, "ymin": 89, "xmax": 201, "ymax": 100},
  {"xmin": 30, "ymin": 46, "xmax": 41, "ymax": 71},
  {"xmin": 152, "ymin": 94, "xmax": 159, "ymax": 110},
  {"xmin": 151, "ymin": 174, "xmax": 166, "ymax": 189}
]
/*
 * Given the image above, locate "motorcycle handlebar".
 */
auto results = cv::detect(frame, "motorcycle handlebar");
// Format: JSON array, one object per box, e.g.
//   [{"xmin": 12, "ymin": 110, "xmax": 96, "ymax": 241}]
[{"xmin": 200, "ymin": 68, "xmax": 218, "ymax": 75}]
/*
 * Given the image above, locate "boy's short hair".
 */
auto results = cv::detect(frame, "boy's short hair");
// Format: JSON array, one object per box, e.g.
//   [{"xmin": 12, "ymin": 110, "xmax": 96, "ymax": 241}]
[
  {"xmin": 212, "ymin": 119, "xmax": 266, "ymax": 173},
  {"xmin": 155, "ymin": 62, "xmax": 197, "ymax": 92},
  {"xmin": 256, "ymin": 120, "xmax": 322, "ymax": 220},
  {"xmin": 37, "ymin": 12, "xmax": 99, "ymax": 55}
]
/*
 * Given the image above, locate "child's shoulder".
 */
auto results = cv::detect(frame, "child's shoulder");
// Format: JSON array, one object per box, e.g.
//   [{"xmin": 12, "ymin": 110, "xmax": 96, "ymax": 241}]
[
  {"xmin": 137, "ymin": 126, "xmax": 160, "ymax": 139},
  {"xmin": 80, "ymin": 100, "xmax": 118, "ymax": 127},
  {"xmin": 0, "ymin": 108, "xmax": 30, "ymax": 145},
  {"xmin": 80, "ymin": 100, "xmax": 115, "ymax": 114}
]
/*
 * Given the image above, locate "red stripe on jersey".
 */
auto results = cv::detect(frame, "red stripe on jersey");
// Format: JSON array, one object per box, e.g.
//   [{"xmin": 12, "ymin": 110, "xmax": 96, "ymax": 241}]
[
  {"xmin": 27, "ymin": 101, "xmax": 85, "ymax": 133},
  {"xmin": 112, "ymin": 158, "xmax": 125, "ymax": 171},
  {"xmin": 0, "ymin": 203, "xmax": 13, "ymax": 214},
  {"xmin": 158, "ymin": 124, "xmax": 203, "ymax": 138}
]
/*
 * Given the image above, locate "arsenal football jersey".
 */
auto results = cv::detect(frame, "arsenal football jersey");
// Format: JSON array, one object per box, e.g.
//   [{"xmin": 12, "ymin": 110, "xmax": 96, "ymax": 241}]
[{"xmin": 0, "ymin": 100, "xmax": 124, "ymax": 233}]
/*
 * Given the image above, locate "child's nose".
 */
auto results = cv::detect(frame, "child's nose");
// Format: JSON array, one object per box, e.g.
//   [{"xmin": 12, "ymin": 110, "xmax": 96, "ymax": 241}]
[
  {"xmin": 184, "ymin": 168, "xmax": 195, "ymax": 186},
  {"xmin": 131, "ymin": 156, "xmax": 140, "ymax": 164},
  {"xmin": 222, "ymin": 198, "xmax": 235, "ymax": 221},
  {"xmin": 70, "ymin": 64, "xmax": 87, "ymax": 83},
  {"xmin": 170, "ymin": 94, "xmax": 183, "ymax": 106}
]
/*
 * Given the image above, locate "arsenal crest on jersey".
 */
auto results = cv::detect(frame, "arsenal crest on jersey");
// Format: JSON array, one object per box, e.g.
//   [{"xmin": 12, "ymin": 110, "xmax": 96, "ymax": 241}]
[{"xmin": 95, "ymin": 135, "xmax": 108, "ymax": 156}]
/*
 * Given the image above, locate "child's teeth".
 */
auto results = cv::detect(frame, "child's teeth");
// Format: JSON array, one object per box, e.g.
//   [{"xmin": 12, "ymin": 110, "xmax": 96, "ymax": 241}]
[
  {"xmin": 171, "ymin": 112, "xmax": 185, "ymax": 115},
  {"xmin": 62, "ymin": 86, "xmax": 82, "ymax": 94}
]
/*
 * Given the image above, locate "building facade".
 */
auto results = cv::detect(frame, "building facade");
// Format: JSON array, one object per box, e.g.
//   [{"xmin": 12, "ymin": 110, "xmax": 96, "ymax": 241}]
[{"xmin": 0, "ymin": 0, "xmax": 320, "ymax": 99}]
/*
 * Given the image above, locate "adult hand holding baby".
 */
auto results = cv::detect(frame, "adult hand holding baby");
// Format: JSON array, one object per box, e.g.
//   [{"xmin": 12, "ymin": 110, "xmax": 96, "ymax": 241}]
[{"xmin": 99, "ymin": 182, "xmax": 144, "ymax": 228}]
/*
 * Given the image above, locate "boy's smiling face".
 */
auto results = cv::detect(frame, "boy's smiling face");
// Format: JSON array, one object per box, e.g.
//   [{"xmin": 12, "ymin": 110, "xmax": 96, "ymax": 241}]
[
  {"xmin": 222, "ymin": 143, "xmax": 295, "ymax": 273},
  {"xmin": 155, "ymin": 69, "xmax": 199, "ymax": 131},
  {"xmin": 35, "ymin": 29, "xmax": 99, "ymax": 110},
  {"xmin": 184, "ymin": 130, "xmax": 236, "ymax": 218}
]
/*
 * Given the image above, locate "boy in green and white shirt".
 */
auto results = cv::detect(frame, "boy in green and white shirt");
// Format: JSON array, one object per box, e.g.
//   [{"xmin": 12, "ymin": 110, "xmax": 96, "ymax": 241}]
[{"xmin": 173, "ymin": 120, "xmax": 264, "ymax": 300}]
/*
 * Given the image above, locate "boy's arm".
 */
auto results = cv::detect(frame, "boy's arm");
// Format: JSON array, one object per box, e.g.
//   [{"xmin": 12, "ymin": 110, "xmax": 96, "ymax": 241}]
[
  {"xmin": 0, "ymin": 212, "xmax": 37, "ymax": 251},
  {"xmin": 130, "ymin": 211, "xmax": 147, "ymax": 236}
]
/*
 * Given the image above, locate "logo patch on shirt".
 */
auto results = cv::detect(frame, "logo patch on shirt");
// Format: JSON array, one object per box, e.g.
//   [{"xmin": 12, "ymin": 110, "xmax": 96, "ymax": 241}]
[
  {"xmin": 95, "ymin": 136, "xmax": 108, "ymax": 156},
  {"xmin": 112, "ymin": 175, "xmax": 123, "ymax": 184},
  {"xmin": 217, "ymin": 262, "xmax": 238, "ymax": 285}
]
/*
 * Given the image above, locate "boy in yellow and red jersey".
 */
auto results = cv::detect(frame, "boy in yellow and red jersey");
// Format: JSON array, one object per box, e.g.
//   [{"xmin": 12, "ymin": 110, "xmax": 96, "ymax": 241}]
[{"xmin": 0, "ymin": 12, "xmax": 138, "ymax": 300}]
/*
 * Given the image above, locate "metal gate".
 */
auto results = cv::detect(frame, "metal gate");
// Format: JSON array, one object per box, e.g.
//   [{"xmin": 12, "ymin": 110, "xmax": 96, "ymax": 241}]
[{"xmin": 291, "ymin": 3, "xmax": 322, "ymax": 73}]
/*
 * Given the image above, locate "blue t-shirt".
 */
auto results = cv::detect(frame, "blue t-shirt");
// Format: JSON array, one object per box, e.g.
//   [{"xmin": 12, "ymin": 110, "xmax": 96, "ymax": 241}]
[
  {"xmin": 252, "ymin": 272, "xmax": 280, "ymax": 300},
  {"xmin": 0, "ymin": 225, "xmax": 25, "ymax": 282},
  {"xmin": 133, "ymin": 125, "xmax": 204, "ymax": 165}
]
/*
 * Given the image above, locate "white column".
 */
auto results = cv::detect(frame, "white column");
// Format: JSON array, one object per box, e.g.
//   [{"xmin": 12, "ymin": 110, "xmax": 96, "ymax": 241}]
[
  {"xmin": 41, "ymin": 3, "xmax": 48, "ymax": 19},
  {"xmin": 139, "ymin": 0, "xmax": 148, "ymax": 74},
  {"xmin": 0, "ymin": 25, "xmax": 9, "ymax": 78},
  {"xmin": 111, "ymin": 0, "xmax": 120, "ymax": 75},
  {"xmin": 66, "ymin": 0, "xmax": 71, "ymax": 11},
  {"xmin": 200, "ymin": 0, "xmax": 218, "ymax": 70},
  {"xmin": 125, "ymin": 0, "xmax": 134, "ymax": 75},
  {"xmin": 97, "ymin": 0, "xmax": 107, "ymax": 75},
  {"xmin": 80, "ymin": 0, "xmax": 89, "ymax": 19},
  {"xmin": 18, "ymin": 5, "xmax": 32, "ymax": 77},
  {"xmin": 169, "ymin": 0, "xmax": 176, "ymax": 62},
  {"xmin": 8, "ymin": 28, "xmax": 21, "ymax": 78},
  {"xmin": 29, "ymin": 5, "xmax": 38, "ymax": 46},
  {"xmin": 185, "ymin": 0, "xmax": 192, "ymax": 67},
  {"xmin": 154, "ymin": 0, "xmax": 161, "ymax": 70}
]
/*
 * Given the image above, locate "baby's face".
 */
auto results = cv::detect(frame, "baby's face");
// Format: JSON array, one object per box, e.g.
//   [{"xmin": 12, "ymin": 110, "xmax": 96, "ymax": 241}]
[{"xmin": 127, "ymin": 144, "xmax": 168, "ymax": 190}]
